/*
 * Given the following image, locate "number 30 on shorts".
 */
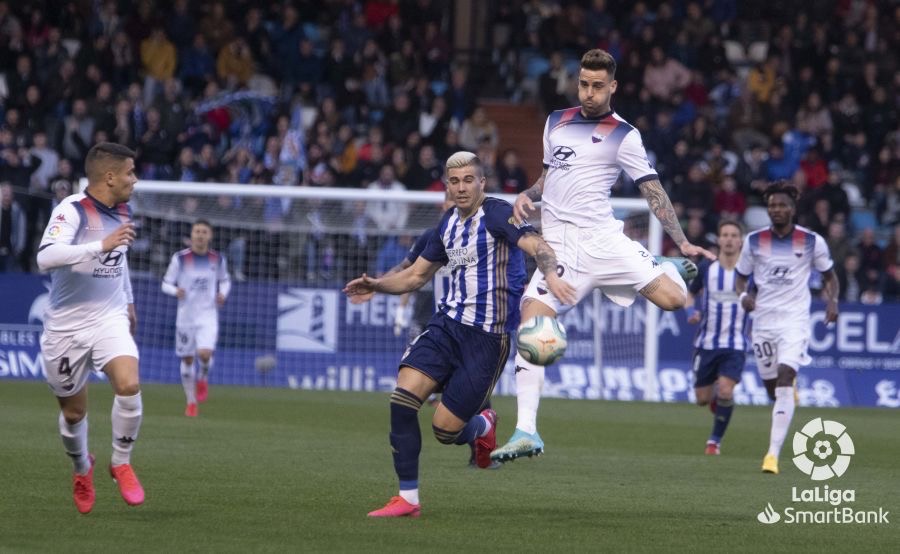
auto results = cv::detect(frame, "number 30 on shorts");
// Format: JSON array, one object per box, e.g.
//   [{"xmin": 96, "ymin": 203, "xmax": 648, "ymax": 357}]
[{"xmin": 753, "ymin": 341, "xmax": 775, "ymax": 366}]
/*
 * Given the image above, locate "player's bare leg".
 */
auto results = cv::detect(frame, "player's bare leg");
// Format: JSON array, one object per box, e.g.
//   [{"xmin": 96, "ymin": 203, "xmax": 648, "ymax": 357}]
[
  {"xmin": 196, "ymin": 349, "xmax": 213, "ymax": 403},
  {"xmin": 491, "ymin": 298, "xmax": 554, "ymax": 463},
  {"xmin": 104, "ymin": 355, "xmax": 145, "ymax": 505},
  {"xmin": 640, "ymin": 272, "xmax": 688, "ymax": 311},
  {"xmin": 180, "ymin": 355, "xmax": 198, "ymax": 416},
  {"xmin": 763, "ymin": 365, "xmax": 797, "ymax": 475},
  {"xmin": 58, "ymin": 389, "xmax": 95, "ymax": 513}
]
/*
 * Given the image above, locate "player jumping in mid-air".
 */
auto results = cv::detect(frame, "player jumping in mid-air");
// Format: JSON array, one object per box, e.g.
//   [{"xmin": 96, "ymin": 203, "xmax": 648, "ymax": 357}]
[
  {"xmin": 492, "ymin": 49, "xmax": 714, "ymax": 463},
  {"xmin": 162, "ymin": 219, "xmax": 231, "ymax": 417},
  {"xmin": 37, "ymin": 142, "xmax": 144, "ymax": 513},
  {"xmin": 687, "ymin": 220, "xmax": 749, "ymax": 456},
  {"xmin": 735, "ymin": 182, "xmax": 839, "ymax": 475},
  {"xmin": 344, "ymin": 152, "xmax": 576, "ymax": 518}
]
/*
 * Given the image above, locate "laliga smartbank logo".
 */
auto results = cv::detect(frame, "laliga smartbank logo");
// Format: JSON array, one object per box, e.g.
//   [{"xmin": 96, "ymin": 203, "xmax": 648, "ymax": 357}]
[{"xmin": 756, "ymin": 418, "xmax": 890, "ymax": 525}]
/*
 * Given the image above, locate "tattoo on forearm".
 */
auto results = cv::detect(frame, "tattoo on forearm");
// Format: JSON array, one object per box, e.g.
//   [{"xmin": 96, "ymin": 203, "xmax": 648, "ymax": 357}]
[
  {"xmin": 533, "ymin": 238, "xmax": 558, "ymax": 277},
  {"xmin": 524, "ymin": 171, "xmax": 546, "ymax": 202},
  {"xmin": 639, "ymin": 179, "xmax": 687, "ymax": 246}
]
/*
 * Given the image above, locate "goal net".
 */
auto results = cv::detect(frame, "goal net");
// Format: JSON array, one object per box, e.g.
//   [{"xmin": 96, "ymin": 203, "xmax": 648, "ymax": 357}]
[{"xmin": 108, "ymin": 180, "xmax": 663, "ymax": 400}]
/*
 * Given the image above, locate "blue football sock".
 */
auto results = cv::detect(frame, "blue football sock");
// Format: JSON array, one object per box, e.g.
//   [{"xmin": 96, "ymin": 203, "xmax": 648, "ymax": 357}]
[
  {"xmin": 454, "ymin": 413, "xmax": 488, "ymax": 445},
  {"xmin": 710, "ymin": 397, "xmax": 734, "ymax": 443},
  {"xmin": 389, "ymin": 388, "xmax": 422, "ymax": 486}
]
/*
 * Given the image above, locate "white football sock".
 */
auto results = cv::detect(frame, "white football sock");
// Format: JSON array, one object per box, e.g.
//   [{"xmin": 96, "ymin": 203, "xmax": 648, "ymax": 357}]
[
  {"xmin": 180, "ymin": 360, "xmax": 196, "ymax": 404},
  {"xmin": 199, "ymin": 357, "xmax": 212, "ymax": 380},
  {"xmin": 59, "ymin": 413, "xmax": 91, "ymax": 475},
  {"xmin": 661, "ymin": 261, "xmax": 687, "ymax": 298},
  {"xmin": 768, "ymin": 386, "xmax": 796, "ymax": 458},
  {"xmin": 111, "ymin": 392, "xmax": 143, "ymax": 466},
  {"xmin": 399, "ymin": 488, "xmax": 420, "ymax": 505},
  {"xmin": 514, "ymin": 353, "xmax": 544, "ymax": 435},
  {"xmin": 478, "ymin": 413, "xmax": 493, "ymax": 437}
]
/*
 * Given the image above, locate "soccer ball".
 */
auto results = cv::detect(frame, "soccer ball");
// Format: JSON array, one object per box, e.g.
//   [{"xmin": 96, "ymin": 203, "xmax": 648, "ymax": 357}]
[{"xmin": 517, "ymin": 316, "xmax": 567, "ymax": 365}]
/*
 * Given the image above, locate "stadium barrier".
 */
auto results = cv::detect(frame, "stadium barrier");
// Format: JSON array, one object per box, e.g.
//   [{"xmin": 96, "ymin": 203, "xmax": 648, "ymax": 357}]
[{"xmin": 2, "ymin": 272, "xmax": 897, "ymax": 408}]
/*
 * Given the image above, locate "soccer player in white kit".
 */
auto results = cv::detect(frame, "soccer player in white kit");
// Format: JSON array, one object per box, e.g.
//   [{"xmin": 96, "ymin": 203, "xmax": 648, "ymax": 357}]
[
  {"xmin": 735, "ymin": 182, "xmax": 839, "ymax": 475},
  {"xmin": 162, "ymin": 219, "xmax": 231, "ymax": 417},
  {"xmin": 492, "ymin": 49, "xmax": 716, "ymax": 462},
  {"xmin": 37, "ymin": 142, "xmax": 144, "ymax": 514}
]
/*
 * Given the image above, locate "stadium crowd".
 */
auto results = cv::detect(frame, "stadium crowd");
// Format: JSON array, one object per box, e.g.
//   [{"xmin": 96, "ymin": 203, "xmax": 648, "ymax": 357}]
[{"xmin": 0, "ymin": 0, "xmax": 897, "ymax": 299}]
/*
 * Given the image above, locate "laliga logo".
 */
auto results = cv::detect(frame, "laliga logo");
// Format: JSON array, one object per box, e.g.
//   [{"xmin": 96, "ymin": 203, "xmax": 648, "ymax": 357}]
[{"xmin": 791, "ymin": 417, "xmax": 855, "ymax": 481}]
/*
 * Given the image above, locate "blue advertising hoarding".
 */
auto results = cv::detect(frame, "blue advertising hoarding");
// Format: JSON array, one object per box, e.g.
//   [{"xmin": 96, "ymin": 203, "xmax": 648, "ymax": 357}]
[{"xmin": 2, "ymin": 273, "xmax": 898, "ymax": 408}]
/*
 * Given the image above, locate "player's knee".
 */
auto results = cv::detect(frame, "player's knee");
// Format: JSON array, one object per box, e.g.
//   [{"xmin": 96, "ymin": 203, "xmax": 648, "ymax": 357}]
[
  {"xmin": 695, "ymin": 397, "xmax": 709, "ymax": 406},
  {"xmin": 432, "ymin": 425, "xmax": 461, "ymax": 445},
  {"xmin": 775, "ymin": 366, "xmax": 796, "ymax": 388},
  {"xmin": 116, "ymin": 382, "xmax": 141, "ymax": 397},
  {"xmin": 182, "ymin": 356, "xmax": 194, "ymax": 366},
  {"xmin": 198, "ymin": 351, "xmax": 212, "ymax": 363},
  {"xmin": 62, "ymin": 406, "xmax": 86, "ymax": 424}
]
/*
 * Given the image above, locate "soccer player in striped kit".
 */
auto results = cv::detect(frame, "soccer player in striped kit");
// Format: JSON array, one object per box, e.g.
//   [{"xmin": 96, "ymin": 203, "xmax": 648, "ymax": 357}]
[
  {"xmin": 162, "ymin": 219, "xmax": 231, "ymax": 417},
  {"xmin": 736, "ymin": 182, "xmax": 839, "ymax": 474},
  {"xmin": 37, "ymin": 143, "xmax": 144, "ymax": 513},
  {"xmin": 687, "ymin": 220, "xmax": 749, "ymax": 456},
  {"xmin": 344, "ymin": 151, "xmax": 576, "ymax": 517}
]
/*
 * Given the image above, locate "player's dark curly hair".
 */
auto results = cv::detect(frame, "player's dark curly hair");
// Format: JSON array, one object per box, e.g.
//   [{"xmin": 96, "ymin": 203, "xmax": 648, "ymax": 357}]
[{"xmin": 762, "ymin": 180, "xmax": 799, "ymax": 206}]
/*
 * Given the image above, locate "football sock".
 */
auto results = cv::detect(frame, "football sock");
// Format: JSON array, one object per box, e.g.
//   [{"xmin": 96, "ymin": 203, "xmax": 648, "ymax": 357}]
[
  {"xmin": 767, "ymin": 386, "xmax": 795, "ymax": 458},
  {"xmin": 661, "ymin": 261, "xmax": 688, "ymax": 297},
  {"xmin": 454, "ymin": 412, "xmax": 490, "ymax": 445},
  {"xmin": 514, "ymin": 353, "xmax": 543, "ymax": 434},
  {"xmin": 199, "ymin": 357, "xmax": 212, "ymax": 380},
  {"xmin": 180, "ymin": 360, "xmax": 196, "ymax": 404},
  {"xmin": 710, "ymin": 396, "xmax": 734, "ymax": 444},
  {"xmin": 59, "ymin": 413, "xmax": 91, "ymax": 475},
  {"xmin": 390, "ymin": 388, "xmax": 422, "ymax": 504},
  {"xmin": 111, "ymin": 392, "xmax": 143, "ymax": 466}
]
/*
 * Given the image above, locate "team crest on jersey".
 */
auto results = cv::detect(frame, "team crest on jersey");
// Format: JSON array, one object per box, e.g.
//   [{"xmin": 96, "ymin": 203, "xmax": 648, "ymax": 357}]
[
  {"xmin": 591, "ymin": 133, "xmax": 606, "ymax": 143},
  {"xmin": 55, "ymin": 214, "xmax": 66, "ymax": 222},
  {"xmin": 507, "ymin": 216, "xmax": 528, "ymax": 229},
  {"xmin": 47, "ymin": 224, "xmax": 62, "ymax": 237}
]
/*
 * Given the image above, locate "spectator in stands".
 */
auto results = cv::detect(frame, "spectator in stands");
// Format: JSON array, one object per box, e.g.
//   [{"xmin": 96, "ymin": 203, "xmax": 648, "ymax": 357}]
[
  {"xmin": 857, "ymin": 228, "xmax": 883, "ymax": 275},
  {"xmin": 217, "ymin": 37, "xmax": 255, "ymax": 89},
  {"xmin": 497, "ymin": 149, "xmax": 529, "ymax": 195},
  {"xmin": 643, "ymin": 46, "xmax": 691, "ymax": 102},
  {"xmin": 816, "ymin": 169, "xmax": 851, "ymax": 222},
  {"xmin": 837, "ymin": 251, "xmax": 862, "ymax": 302},
  {"xmin": 459, "ymin": 107, "xmax": 498, "ymax": 153},
  {"xmin": 0, "ymin": 182, "xmax": 26, "ymax": 271},
  {"xmin": 179, "ymin": 33, "xmax": 216, "ymax": 95},
  {"xmin": 140, "ymin": 27, "xmax": 177, "ymax": 106},
  {"xmin": 825, "ymin": 220, "xmax": 851, "ymax": 269},
  {"xmin": 365, "ymin": 163, "xmax": 409, "ymax": 231},
  {"xmin": 714, "ymin": 176, "xmax": 746, "ymax": 221}
]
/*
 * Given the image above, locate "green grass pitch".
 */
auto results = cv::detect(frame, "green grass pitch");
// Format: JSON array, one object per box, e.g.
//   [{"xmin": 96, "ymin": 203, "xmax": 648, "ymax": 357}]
[{"xmin": 1, "ymin": 380, "xmax": 897, "ymax": 553}]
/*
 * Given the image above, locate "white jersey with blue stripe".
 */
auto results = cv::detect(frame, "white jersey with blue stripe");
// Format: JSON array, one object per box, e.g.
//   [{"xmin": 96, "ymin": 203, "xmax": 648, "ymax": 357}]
[
  {"xmin": 736, "ymin": 225, "xmax": 833, "ymax": 331},
  {"xmin": 163, "ymin": 248, "xmax": 230, "ymax": 327},
  {"xmin": 690, "ymin": 260, "xmax": 748, "ymax": 351},
  {"xmin": 541, "ymin": 107, "xmax": 657, "ymax": 234},
  {"xmin": 420, "ymin": 197, "xmax": 535, "ymax": 334},
  {"xmin": 37, "ymin": 192, "xmax": 133, "ymax": 333}
]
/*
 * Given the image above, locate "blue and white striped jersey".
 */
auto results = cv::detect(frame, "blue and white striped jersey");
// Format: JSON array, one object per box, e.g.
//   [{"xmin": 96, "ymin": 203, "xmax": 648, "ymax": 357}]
[
  {"xmin": 406, "ymin": 227, "xmax": 451, "ymax": 311},
  {"xmin": 689, "ymin": 260, "xmax": 749, "ymax": 351},
  {"xmin": 420, "ymin": 197, "xmax": 534, "ymax": 334}
]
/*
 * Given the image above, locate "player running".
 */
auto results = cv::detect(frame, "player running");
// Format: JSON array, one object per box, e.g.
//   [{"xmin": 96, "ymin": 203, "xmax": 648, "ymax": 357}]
[
  {"xmin": 37, "ymin": 142, "xmax": 144, "ymax": 513},
  {"xmin": 687, "ymin": 220, "xmax": 749, "ymax": 456},
  {"xmin": 162, "ymin": 219, "xmax": 231, "ymax": 417},
  {"xmin": 735, "ymin": 182, "xmax": 839, "ymax": 474},
  {"xmin": 492, "ymin": 49, "xmax": 714, "ymax": 463},
  {"xmin": 344, "ymin": 151, "xmax": 576, "ymax": 517}
]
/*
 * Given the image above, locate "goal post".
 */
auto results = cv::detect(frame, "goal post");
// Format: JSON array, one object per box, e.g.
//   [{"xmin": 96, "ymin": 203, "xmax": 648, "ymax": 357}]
[{"xmin": 82, "ymin": 179, "xmax": 663, "ymax": 401}]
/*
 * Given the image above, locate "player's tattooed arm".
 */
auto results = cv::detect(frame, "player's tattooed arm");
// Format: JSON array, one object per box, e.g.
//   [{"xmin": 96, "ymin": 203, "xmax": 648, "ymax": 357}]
[
  {"xmin": 638, "ymin": 179, "xmax": 687, "ymax": 245},
  {"xmin": 513, "ymin": 168, "xmax": 547, "ymax": 223},
  {"xmin": 517, "ymin": 232, "xmax": 577, "ymax": 304}
]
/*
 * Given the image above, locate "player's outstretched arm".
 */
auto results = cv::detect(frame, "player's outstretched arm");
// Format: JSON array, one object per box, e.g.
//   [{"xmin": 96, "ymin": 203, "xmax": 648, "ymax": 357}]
[
  {"xmin": 517, "ymin": 232, "xmax": 577, "ymax": 305},
  {"xmin": 343, "ymin": 257, "xmax": 442, "ymax": 303},
  {"xmin": 513, "ymin": 168, "xmax": 547, "ymax": 224},
  {"xmin": 821, "ymin": 268, "xmax": 840, "ymax": 323},
  {"xmin": 638, "ymin": 179, "xmax": 715, "ymax": 261}
]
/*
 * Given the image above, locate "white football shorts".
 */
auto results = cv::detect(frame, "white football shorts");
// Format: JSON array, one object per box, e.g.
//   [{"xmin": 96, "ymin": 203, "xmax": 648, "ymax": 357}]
[
  {"xmin": 41, "ymin": 316, "xmax": 139, "ymax": 397},
  {"xmin": 750, "ymin": 326, "xmax": 812, "ymax": 379},
  {"xmin": 524, "ymin": 222, "xmax": 664, "ymax": 313},
  {"xmin": 175, "ymin": 321, "xmax": 219, "ymax": 357}
]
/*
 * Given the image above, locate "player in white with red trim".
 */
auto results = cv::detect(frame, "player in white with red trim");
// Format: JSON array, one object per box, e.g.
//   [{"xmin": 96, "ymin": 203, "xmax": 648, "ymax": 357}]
[
  {"xmin": 492, "ymin": 49, "xmax": 716, "ymax": 463},
  {"xmin": 735, "ymin": 182, "xmax": 839, "ymax": 475},
  {"xmin": 162, "ymin": 219, "xmax": 231, "ymax": 416},
  {"xmin": 37, "ymin": 142, "xmax": 144, "ymax": 513}
]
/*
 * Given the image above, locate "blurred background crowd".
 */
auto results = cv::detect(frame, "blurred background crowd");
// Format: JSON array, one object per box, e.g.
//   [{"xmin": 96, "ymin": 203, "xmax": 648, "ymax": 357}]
[{"xmin": 0, "ymin": 0, "xmax": 897, "ymax": 300}]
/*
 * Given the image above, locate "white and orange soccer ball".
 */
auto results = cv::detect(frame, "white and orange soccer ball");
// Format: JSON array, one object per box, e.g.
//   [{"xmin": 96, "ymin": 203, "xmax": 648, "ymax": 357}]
[{"xmin": 516, "ymin": 316, "xmax": 568, "ymax": 365}]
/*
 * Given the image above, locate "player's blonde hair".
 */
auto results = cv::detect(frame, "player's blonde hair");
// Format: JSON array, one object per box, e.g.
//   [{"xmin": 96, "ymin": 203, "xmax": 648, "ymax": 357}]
[{"xmin": 445, "ymin": 151, "xmax": 483, "ymax": 177}]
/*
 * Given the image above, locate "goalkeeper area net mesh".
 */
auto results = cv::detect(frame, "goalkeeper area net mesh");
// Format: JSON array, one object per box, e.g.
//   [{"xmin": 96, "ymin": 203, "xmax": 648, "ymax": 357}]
[{"xmin": 119, "ymin": 181, "xmax": 662, "ymax": 400}]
